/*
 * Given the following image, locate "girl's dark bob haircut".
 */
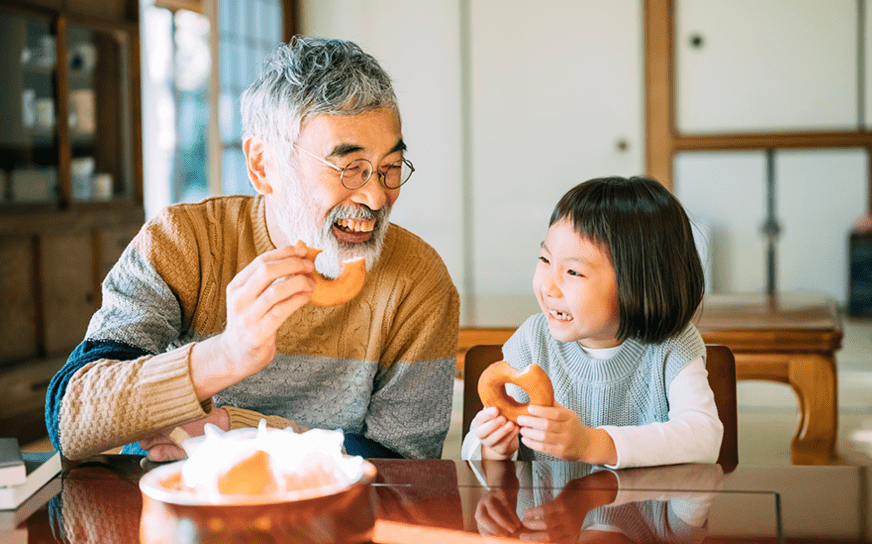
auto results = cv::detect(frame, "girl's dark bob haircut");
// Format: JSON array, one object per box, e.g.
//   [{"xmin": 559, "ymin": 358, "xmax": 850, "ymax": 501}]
[{"xmin": 550, "ymin": 176, "xmax": 705, "ymax": 344}]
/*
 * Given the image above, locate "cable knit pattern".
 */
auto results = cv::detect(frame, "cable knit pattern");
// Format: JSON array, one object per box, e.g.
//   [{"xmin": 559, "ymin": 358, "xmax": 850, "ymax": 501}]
[
  {"xmin": 47, "ymin": 195, "xmax": 459, "ymax": 459},
  {"xmin": 504, "ymin": 314, "xmax": 705, "ymax": 462}
]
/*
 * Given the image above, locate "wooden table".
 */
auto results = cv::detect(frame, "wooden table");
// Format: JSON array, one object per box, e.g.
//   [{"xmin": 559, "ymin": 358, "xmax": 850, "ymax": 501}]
[
  {"xmin": 8, "ymin": 454, "xmax": 872, "ymax": 543},
  {"xmin": 458, "ymin": 292, "xmax": 843, "ymax": 466}
]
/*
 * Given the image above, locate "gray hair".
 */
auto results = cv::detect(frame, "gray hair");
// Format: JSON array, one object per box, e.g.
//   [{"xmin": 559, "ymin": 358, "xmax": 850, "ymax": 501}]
[{"xmin": 240, "ymin": 36, "xmax": 399, "ymax": 159}]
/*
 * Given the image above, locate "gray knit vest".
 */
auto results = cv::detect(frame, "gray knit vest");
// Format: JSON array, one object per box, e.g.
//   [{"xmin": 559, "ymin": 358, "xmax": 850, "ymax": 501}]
[{"xmin": 503, "ymin": 314, "xmax": 705, "ymax": 462}]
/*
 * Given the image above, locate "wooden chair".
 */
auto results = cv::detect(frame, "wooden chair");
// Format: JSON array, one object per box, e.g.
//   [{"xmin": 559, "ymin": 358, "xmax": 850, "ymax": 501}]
[{"xmin": 462, "ymin": 343, "xmax": 738, "ymax": 467}]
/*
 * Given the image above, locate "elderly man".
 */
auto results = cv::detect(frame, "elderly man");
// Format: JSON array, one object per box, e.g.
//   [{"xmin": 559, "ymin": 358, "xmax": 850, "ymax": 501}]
[{"xmin": 45, "ymin": 37, "xmax": 459, "ymax": 461}]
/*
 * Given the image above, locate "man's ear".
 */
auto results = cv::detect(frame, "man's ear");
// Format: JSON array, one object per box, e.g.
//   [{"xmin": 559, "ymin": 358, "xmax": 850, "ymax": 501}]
[{"xmin": 243, "ymin": 137, "xmax": 273, "ymax": 194}]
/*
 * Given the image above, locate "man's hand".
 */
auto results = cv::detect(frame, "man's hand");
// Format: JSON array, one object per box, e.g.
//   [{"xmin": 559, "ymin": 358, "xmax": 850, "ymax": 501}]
[
  {"xmin": 190, "ymin": 243, "xmax": 315, "ymax": 400},
  {"xmin": 139, "ymin": 407, "xmax": 230, "ymax": 462},
  {"xmin": 518, "ymin": 403, "xmax": 617, "ymax": 465}
]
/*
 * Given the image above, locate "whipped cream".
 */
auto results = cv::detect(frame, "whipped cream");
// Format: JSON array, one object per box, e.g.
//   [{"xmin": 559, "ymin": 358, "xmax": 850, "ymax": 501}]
[{"xmin": 179, "ymin": 421, "xmax": 363, "ymax": 497}]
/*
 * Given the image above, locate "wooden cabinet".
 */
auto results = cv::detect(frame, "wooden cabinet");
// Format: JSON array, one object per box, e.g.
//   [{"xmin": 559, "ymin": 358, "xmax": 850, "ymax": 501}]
[
  {"xmin": 0, "ymin": 0, "xmax": 143, "ymax": 445},
  {"xmin": 647, "ymin": 0, "xmax": 872, "ymax": 319}
]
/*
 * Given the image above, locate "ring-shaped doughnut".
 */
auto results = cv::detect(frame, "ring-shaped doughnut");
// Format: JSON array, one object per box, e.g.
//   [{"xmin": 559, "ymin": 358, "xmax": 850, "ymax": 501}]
[
  {"xmin": 477, "ymin": 360, "xmax": 554, "ymax": 424},
  {"xmin": 298, "ymin": 242, "xmax": 366, "ymax": 307}
]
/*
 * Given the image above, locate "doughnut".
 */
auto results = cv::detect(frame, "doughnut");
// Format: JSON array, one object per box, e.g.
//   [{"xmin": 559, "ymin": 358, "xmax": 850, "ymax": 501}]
[
  {"xmin": 218, "ymin": 450, "xmax": 276, "ymax": 495},
  {"xmin": 477, "ymin": 361, "xmax": 554, "ymax": 424},
  {"xmin": 298, "ymin": 242, "xmax": 366, "ymax": 307}
]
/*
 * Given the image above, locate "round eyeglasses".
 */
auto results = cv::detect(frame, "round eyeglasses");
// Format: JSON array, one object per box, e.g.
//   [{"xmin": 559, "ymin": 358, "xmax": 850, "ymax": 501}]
[{"xmin": 294, "ymin": 144, "xmax": 415, "ymax": 190}]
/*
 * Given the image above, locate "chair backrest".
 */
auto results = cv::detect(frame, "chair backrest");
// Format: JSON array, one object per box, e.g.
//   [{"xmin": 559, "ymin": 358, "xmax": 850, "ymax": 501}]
[{"xmin": 462, "ymin": 343, "xmax": 738, "ymax": 467}]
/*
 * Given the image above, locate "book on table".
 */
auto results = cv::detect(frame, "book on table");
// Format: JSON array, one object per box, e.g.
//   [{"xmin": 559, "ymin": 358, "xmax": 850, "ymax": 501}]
[
  {"xmin": 0, "ymin": 451, "xmax": 62, "ymax": 511},
  {"xmin": 0, "ymin": 439, "xmax": 26, "ymax": 487},
  {"xmin": 0, "ymin": 475, "xmax": 61, "ymax": 531}
]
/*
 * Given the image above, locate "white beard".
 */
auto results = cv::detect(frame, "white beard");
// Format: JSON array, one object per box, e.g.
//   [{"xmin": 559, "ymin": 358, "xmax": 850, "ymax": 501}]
[{"xmin": 271, "ymin": 170, "xmax": 391, "ymax": 279}]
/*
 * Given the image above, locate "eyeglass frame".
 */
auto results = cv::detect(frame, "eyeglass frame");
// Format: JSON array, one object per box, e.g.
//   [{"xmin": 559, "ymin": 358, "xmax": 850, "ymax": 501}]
[{"xmin": 293, "ymin": 143, "xmax": 415, "ymax": 190}]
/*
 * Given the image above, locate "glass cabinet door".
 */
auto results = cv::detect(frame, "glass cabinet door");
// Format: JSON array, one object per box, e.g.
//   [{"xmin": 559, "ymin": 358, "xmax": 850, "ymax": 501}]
[
  {"xmin": 0, "ymin": 8, "xmax": 58, "ymax": 205},
  {"xmin": 67, "ymin": 21, "xmax": 133, "ymax": 202}
]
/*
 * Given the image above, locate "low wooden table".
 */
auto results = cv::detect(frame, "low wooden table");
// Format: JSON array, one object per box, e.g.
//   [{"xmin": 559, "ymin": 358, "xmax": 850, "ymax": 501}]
[{"xmin": 458, "ymin": 292, "xmax": 843, "ymax": 465}]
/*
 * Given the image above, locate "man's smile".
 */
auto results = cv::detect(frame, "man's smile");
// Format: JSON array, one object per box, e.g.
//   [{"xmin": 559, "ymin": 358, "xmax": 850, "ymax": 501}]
[
  {"xmin": 335, "ymin": 217, "xmax": 375, "ymax": 233},
  {"xmin": 332, "ymin": 218, "xmax": 376, "ymax": 244}
]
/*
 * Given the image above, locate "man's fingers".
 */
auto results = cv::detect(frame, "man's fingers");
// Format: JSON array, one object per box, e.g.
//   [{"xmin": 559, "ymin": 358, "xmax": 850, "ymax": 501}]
[
  {"xmin": 146, "ymin": 443, "xmax": 186, "ymax": 462},
  {"xmin": 261, "ymin": 293, "xmax": 314, "ymax": 331},
  {"xmin": 247, "ymin": 275, "xmax": 314, "ymax": 318},
  {"xmin": 228, "ymin": 249, "xmax": 315, "ymax": 309},
  {"xmin": 228, "ymin": 245, "xmax": 298, "ymax": 288},
  {"xmin": 139, "ymin": 433, "xmax": 171, "ymax": 451}
]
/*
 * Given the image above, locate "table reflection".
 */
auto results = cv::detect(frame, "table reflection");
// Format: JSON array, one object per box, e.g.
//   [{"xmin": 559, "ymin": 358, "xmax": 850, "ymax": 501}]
[
  {"xmin": 20, "ymin": 456, "xmax": 773, "ymax": 544},
  {"xmin": 46, "ymin": 456, "xmax": 144, "ymax": 543},
  {"xmin": 470, "ymin": 461, "xmax": 724, "ymax": 543}
]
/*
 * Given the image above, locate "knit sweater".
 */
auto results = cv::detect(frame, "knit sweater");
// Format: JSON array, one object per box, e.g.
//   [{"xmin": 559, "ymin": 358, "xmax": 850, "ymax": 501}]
[{"xmin": 45, "ymin": 195, "xmax": 459, "ymax": 460}]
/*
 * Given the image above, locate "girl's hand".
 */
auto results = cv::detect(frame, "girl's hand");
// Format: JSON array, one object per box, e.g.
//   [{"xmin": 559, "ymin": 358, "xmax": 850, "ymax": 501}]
[
  {"xmin": 472, "ymin": 406, "xmax": 520, "ymax": 460},
  {"xmin": 475, "ymin": 488, "xmax": 522, "ymax": 537},
  {"xmin": 518, "ymin": 402, "xmax": 617, "ymax": 464}
]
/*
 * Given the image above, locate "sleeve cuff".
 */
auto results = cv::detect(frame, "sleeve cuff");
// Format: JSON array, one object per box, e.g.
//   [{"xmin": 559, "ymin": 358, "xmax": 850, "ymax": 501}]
[
  {"xmin": 461, "ymin": 432, "xmax": 482, "ymax": 460},
  {"xmin": 139, "ymin": 343, "xmax": 210, "ymax": 428},
  {"xmin": 223, "ymin": 406, "xmax": 309, "ymax": 434},
  {"xmin": 599, "ymin": 426, "xmax": 625, "ymax": 469}
]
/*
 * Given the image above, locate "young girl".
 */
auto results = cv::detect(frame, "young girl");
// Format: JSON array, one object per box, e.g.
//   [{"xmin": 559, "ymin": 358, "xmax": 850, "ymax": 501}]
[{"xmin": 462, "ymin": 176, "xmax": 722, "ymax": 468}]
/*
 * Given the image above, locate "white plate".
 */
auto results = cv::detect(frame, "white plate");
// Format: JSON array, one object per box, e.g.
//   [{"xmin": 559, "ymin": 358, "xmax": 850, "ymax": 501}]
[{"xmin": 139, "ymin": 457, "xmax": 375, "ymax": 506}]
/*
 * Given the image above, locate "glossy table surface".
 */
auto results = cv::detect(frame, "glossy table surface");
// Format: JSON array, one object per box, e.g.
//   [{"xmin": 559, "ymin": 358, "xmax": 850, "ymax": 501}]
[{"xmin": 4, "ymin": 455, "xmax": 872, "ymax": 543}]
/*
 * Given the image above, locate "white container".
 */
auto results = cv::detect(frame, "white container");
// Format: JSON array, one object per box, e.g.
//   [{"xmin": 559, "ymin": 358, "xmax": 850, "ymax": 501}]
[
  {"xmin": 35, "ymin": 98, "xmax": 54, "ymax": 129},
  {"xmin": 21, "ymin": 89, "xmax": 36, "ymax": 128},
  {"xmin": 71, "ymin": 157, "xmax": 95, "ymax": 200},
  {"xmin": 94, "ymin": 173, "xmax": 113, "ymax": 200}
]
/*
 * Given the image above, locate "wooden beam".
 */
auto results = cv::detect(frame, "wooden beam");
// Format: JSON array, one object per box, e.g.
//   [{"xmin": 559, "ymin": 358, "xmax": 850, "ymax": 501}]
[
  {"xmin": 674, "ymin": 131, "xmax": 872, "ymax": 150},
  {"xmin": 55, "ymin": 15, "xmax": 71, "ymax": 207},
  {"xmin": 154, "ymin": 0, "xmax": 202, "ymax": 14},
  {"xmin": 644, "ymin": 0, "xmax": 674, "ymax": 190},
  {"xmin": 284, "ymin": 0, "xmax": 298, "ymax": 41}
]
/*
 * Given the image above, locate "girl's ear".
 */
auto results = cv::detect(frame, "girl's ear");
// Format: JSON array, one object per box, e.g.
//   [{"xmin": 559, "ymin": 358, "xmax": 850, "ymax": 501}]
[{"xmin": 243, "ymin": 137, "xmax": 273, "ymax": 195}]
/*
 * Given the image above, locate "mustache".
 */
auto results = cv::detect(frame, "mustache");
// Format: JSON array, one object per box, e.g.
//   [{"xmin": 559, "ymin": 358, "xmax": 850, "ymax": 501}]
[{"xmin": 324, "ymin": 204, "xmax": 389, "ymax": 224}]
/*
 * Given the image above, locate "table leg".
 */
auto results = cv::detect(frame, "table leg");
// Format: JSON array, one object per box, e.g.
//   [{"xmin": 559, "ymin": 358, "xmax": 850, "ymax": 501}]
[
  {"xmin": 787, "ymin": 354, "xmax": 838, "ymax": 465},
  {"xmin": 734, "ymin": 353, "xmax": 837, "ymax": 466}
]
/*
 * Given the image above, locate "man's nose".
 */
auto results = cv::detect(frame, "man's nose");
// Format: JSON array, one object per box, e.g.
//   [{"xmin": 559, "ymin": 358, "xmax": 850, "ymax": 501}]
[{"xmin": 351, "ymin": 177, "xmax": 390, "ymax": 210}]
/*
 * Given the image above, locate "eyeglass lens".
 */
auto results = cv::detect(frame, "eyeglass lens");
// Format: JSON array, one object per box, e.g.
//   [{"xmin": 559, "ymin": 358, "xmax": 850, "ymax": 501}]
[{"xmin": 341, "ymin": 158, "xmax": 413, "ymax": 189}]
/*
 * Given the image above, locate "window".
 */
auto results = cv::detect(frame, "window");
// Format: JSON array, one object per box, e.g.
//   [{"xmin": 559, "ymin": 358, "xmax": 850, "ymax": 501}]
[
  {"xmin": 219, "ymin": 0, "xmax": 284, "ymax": 196},
  {"xmin": 140, "ymin": 0, "xmax": 285, "ymax": 219}
]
